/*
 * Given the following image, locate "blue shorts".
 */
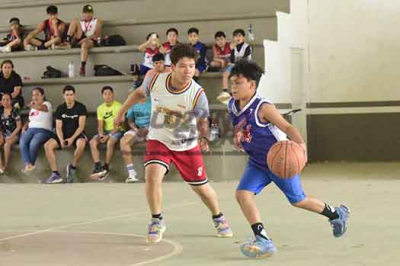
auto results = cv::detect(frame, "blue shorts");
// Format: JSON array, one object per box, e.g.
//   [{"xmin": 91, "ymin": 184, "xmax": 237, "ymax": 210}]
[
  {"xmin": 94, "ymin": 131, "xmax": 124, "ymax": 140},
  {"xmin": 139, "ymin": 65, "xmax": 152, "ymax": 76},
  {"xmin": 196, "ymin": 64, "xmax": 207, "ymax": 74},
  {"xmin": 237, "ymin": 161, "xmax": 306, "ymax": 204}
]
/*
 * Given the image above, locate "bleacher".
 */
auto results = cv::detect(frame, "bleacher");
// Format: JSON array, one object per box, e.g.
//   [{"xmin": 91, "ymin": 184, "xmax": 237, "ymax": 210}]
[{"xmin": 0, "ymin": 0, "xmax": 290, "ymax": 183}]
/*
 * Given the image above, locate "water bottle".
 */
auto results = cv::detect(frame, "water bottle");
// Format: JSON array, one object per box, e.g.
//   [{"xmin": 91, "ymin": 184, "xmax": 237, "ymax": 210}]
[
  {"xmin": 247, "ymin": 24, "xmax": 254, "ymax": 41},
  {"xmin": 68, "ymin": 61, "xmax": 75, "ymax": 78}
]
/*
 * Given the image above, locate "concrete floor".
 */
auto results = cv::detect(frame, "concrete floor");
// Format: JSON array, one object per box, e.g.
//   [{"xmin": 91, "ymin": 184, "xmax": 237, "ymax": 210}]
[{"xmin": 0, "ymin": 162, "xmax": 399, "ymax": 266}]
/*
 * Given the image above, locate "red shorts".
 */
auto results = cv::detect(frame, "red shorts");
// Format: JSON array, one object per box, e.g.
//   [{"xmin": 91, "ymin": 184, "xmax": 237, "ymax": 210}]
[{"xmin": 143, "ymin": 140, "xmax": 208, "ymax": 186}]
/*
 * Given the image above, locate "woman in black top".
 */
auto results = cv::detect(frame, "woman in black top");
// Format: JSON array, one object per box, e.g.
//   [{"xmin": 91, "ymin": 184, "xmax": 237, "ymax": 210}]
[
  {"xmin": 0, "ymin": 93, "xmax": 21, "ymax": 173},
  {"xmin": 0, "ymin": 60, "xmax": 24, "ymax": 109}
]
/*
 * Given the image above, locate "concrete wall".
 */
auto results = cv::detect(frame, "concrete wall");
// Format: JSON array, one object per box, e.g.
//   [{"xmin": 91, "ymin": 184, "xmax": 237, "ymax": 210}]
[
  {"xmin": 0, "ymin": 0, "xmax": 289, "ymax": 24},
  {"xmin": 306, "ymin": 0, "xmax": 400, "ymax": 103},
  {"xmin": 290, "ymin": 0, "xmax": 400, "ymax": 161}
]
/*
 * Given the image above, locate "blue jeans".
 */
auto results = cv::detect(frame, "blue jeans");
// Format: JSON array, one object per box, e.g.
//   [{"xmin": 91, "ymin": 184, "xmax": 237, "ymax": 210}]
[{"xmin": 20, "ymin": 128, "xmax": 52, "ymax": 165}]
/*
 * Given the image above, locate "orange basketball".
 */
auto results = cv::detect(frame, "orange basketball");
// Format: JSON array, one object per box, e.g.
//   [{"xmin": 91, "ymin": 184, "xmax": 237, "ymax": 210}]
[{"xmin": 266, "ymin": 140, "xmax": 307, "ymax": 179}]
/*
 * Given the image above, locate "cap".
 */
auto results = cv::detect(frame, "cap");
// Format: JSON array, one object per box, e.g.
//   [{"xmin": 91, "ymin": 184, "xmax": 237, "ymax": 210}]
[
  {"xmin": 83, "ymin": 5, "xmax": 94, "ymax": 13},
  {"xmin": 9, "ymin": 17, "xmax": 20, "ymax": 26}
]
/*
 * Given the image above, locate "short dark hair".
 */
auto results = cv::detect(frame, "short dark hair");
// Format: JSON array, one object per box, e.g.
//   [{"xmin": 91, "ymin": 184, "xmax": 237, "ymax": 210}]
[
  {"xmin": 214, "ymin": 31, "xmax": 226, "ymax": 39},
  {"xmin": 146, "ymin": 32, "xmax": 159, "ymax": 40},
  {"xmin": 9, "ymin": 17, "xmax": 21, "ymax": 26},
  {"xmin": 166, "ymin": 28, "xmax": 179, "ymax": 36},
  {"xmin": 152, "ymin": 53, "xmax": 165, "ymax": 62},
  {"xmin": 233, "ymin": 29, "xmax": 246, "ymax": 37},
  {"xmin": 32, "ymin": 87, "xmax": 45, "ymax": 96},
  {"xmin": 1, "ymin": 60, "xmax": 14, "ymax": 69},
  {"xmin": 187, "ymin": 27, "xmax": 199, "ymax": 35},
  {"xmin": 229, "ymin": 60, "xmax": 264, "ymax": 88},
  {"xmin": 101, "ymin": 86, "xmax": 114, "ymax": 94},
  {"xmin": 46, "ymin": 5, "xmax": 58, "ymax": 15},
  {"xmin": 170, "ymin": 44, "xmax": 198, "ymax": 65},
  {"xmin": 1, "ymin": 92, "xmax": 12, "ymax": 99},
  {"xmin": 63, "ymin": 85, "xmax": 75, "ymax": 94},
  {"xmin": 82, "ymin": 4, "xmax": 94, "ymax": 13}
]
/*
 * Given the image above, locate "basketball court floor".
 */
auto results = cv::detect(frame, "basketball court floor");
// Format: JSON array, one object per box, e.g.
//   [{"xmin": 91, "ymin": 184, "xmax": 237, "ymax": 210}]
[{"xmin": 0, "ymin": 162, "xmax": 398, "ymax": 266}]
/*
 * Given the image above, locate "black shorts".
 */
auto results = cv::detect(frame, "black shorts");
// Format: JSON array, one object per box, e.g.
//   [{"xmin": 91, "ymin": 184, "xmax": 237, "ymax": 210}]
[
  {"xmin": 72, "ymin": 34, "xmax": 99, "ymax": 48},
  {"xmin": 51, "ymin": 133, "xmax": 88, "ymax": 149}
]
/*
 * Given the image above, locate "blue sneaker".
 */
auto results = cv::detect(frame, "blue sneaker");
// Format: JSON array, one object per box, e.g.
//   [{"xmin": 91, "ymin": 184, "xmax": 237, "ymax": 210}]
[
  {"xmin": 213, "ymin": 215, "xmax": 233, "ymax": 238},
  {"xmin": 146, "ymin": 218, "xmax": 166, "ymax": 244},
  {"xmin": 65, "ymin": 164, "xmax": 75, "ymax": 183},
  {"xmin": 45, "ymin": 172, "xmax": 63, "ymax": 184},
  {"xmin": 330, "ymin": 205, "xmax": 350, "ymax": 238},
  {"xmin": 240, "ymin": 235, "xmax": 277, "ymax": 258}
]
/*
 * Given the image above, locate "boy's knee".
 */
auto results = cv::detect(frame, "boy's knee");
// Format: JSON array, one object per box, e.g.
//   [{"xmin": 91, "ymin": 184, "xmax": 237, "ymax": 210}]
[
  {"xmin": 291, "ymin": 199, "xmax": 306, "ymax": 208},
  {"xmin": 44, "ymin": 141, "xmax": 52, "ymax": 150},
  {"xmin": 89, "ymin": 138, "xmax": 97, "ymax": 147}
]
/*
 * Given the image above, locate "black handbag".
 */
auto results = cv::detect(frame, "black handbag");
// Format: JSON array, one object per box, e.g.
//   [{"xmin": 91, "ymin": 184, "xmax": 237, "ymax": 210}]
[{"xmin": 94, "ymin": 64, "xmax": 123, "ymax": 76}]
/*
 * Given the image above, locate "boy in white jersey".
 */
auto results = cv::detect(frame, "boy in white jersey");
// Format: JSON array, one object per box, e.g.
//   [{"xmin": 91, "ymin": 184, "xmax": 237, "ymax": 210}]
[
  {"xmin": 66, "ymin": 5, "xmax": 103, "ymax": 76},
  {"xmin": 115, "ymin": 44, "xmax": 233, "ymax": 243}
]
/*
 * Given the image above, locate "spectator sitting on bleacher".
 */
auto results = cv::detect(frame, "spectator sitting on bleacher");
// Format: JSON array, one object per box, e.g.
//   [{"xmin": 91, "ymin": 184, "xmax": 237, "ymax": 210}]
[
  {"xmin": 147, "ymin": 53, "xmax": 171, "ymax": 76},
  {"xmin": 138, "ymin": 32, "xmax": 161, "ymax": 76},
  {"xmin": 120, "ymin": 53, "xmax": 170, "ymax": 183},
  {"xmin": 120, "ymin": 87, "xmax": 151, "ymax": 183},
  {"xmin": 217, "ymin": 28, "xmax": 252, "ymax": 104},
  {"xmin": 0, "ymin": 18, "xmax": 23, "ymax": 53},
  {"xmin": 19, "ymin": 87, "xmax": 53, "ymax": 173},
  {"xmin": 44, "ymin": 85, "xmax": 87, "ymax": 184},
  {"xmin": 89, "ymin": 86, "xmax": 125, "ymax": 180},
  {"xmin": 131, "ymin": 32, "xmax": 161, "ymax": 87},
  {"xmin": 0, "ymin": 93, "xmax": 21, "ymax": 174},
  {"xmin": 160, "ymin": 28, "xmax": 179, "ymax": 67},
  {"xmin": 187, "ymin": 27, "xmax": 207, "ymax": 81},
  {"xmin": 0, "ymin": 60, "xmax": 24, "ymax": 109},
  {"xmin": 23, "ymin": 5, "xmax": 65, "ymax": 51},
  {"xmin": 66, "ymin": 5, "xmax": 103, "ymax": 76},
  {"xmin": 209, "ymin": 31, "xmax": 231, "ymax": 71}
]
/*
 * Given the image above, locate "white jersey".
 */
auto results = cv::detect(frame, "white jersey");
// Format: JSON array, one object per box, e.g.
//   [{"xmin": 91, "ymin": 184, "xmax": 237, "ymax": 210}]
[
  {"xmin": 147, "ymin": 73, "xmax": 205, "ymax": 151},
  {"xmin": 234, "ymin": 42, "xmax": 252, "ymax": 61},
  {"xmin": 80, "ymin": 18, "xmax": 98, "ymax": 37}
]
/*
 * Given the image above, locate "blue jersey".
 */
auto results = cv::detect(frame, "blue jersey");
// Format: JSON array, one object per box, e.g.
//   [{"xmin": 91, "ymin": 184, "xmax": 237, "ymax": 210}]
[
  {"xmin": 228, "ymin": 94, "xmax": 287, "ymax": 171},
  {"xmin": 191, "ymin": 42, "xmax": 207, "ymax": 72},
  {"xmin": 126, "ymin": 97, "xmax": 151, "ymax": 128}
]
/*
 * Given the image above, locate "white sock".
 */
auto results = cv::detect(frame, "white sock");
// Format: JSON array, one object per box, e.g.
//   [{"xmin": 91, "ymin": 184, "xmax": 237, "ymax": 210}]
[{"xmin": 126, "ymin": 164, "xmax": 136, "ymax": 177}]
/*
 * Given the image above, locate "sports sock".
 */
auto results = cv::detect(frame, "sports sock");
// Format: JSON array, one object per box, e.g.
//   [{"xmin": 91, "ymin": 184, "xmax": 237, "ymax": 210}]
[
  {"xmin": 251, "ymin": 222, "xmax": 270, "ymax": 241},
  {"xmin": 320, "ymin": 203, "xmax": 339, "ymax": 220},
  {"xmin": 212, "ymin": 212, "xmax": 223, "ymax": 219},
  {"xmin": 126, "ymin": 164, "xmax": 136, "ymax": 177},
  {"xmin": 152, "ymin": 213, "xmax": 163, "ymax": 220}
]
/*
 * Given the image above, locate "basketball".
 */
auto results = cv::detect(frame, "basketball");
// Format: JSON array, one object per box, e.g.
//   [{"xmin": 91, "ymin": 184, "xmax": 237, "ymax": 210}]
[{"xmin": 267, "ymin": 140, "xmax": 307, "ymax": 179}]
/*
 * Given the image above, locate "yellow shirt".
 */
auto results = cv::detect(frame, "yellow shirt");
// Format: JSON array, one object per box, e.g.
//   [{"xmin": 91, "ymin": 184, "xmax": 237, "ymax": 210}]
[{"xmin": 97, "ymin": 101, "xmax": 124, "ymax": 132}]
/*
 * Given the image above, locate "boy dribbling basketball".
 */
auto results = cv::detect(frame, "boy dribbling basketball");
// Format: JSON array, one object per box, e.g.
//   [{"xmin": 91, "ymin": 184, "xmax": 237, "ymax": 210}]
[{"xmin": 228, "ymin": 60, "xmax": 350, "ymax": 258}]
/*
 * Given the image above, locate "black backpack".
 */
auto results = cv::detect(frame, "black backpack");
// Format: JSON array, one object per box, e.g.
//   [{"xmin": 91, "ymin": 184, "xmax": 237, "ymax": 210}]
[
  {"xmin": 102, "ymin": 35, "xmax": 126, "ymax": 46},
  {"xmin": 94, "ymin": 64, "xmax": 123, "ymax": 76},
  {"xmin": 42, "ymin": 66, "xmax": 63, "ymax": 78}
]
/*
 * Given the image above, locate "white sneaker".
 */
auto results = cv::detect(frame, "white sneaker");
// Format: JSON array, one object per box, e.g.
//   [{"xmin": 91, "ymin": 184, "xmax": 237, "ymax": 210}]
[
  {"xmin": 25, "ymin": 44, "xmax": 37, "ymax": 51},
  {"xmin": 0, "ymin": 46, "xmax": 11, "ymax": 53},
  {"xmin": 125, "ymin": 175, "xmax": 139, "ymax": 183}
]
